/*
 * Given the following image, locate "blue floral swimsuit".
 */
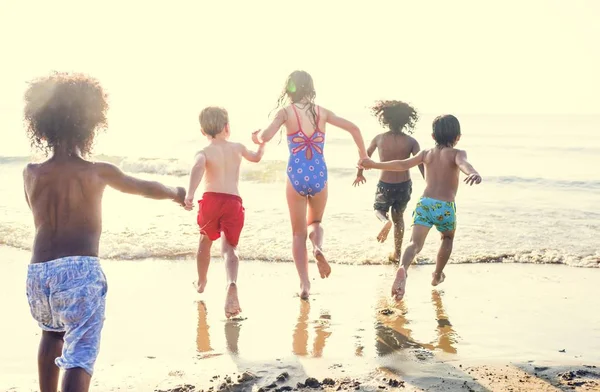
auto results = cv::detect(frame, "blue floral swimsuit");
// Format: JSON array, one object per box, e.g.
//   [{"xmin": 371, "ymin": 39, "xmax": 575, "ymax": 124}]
[{"xmin": 286, "ymin": 105, "xmax": 328, "ymax": 197}]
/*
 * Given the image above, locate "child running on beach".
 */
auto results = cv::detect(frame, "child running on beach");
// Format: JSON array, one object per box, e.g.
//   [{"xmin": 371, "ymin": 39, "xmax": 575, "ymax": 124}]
[
  {"xmin": 252, "ymin": 70, "xmax": 368, "ymax": 299},
  {"xmin": 185, "ymin": 107, "xmax": 265, "ymax": 318},
  {"xmin": 353, "ymin": 100, "xmax": 424, "ymax": 262},
  {"xmin": 360, "ymin": 114, "xmax": 481, "ymax": 300},
  {"xmin": 22, "ymin": 72, "xmax": 185, "ymax": 392}
]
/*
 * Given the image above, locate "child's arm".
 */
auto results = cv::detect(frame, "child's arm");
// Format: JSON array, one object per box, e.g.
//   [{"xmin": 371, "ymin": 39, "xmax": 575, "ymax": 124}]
[
  {"xmin": 240, "ymin": 143, "xmax": 265, "ymax": 163},
  {"xmin": 22, "ymin": 167, "xmax": 31, "ymax": 209},
  {"xmin": 361, "ymin": 151, "xmax": 425, "ymax": 172},
  {"xmin": 412, "ymin": 139, "xmax": 425, "ymax": 179},
  {"xmin": 455, "ymin": 150, "xmax": 482, "ymax": 185},
  {"xmin": 325, "ymin": 109, "xmax": 368, "ymax": 159},
  {"xmin": 98, "ymin": 163, "xmax": 185, "ymax": 204},
  {"xmin": 184, "ymin": 152, "xmax": 206, "ymax": 210},
  {"xmin": 353, "ymin": 136, "xmax": 378, "ymax": 187},
  {"xmin": 254, "ymin": 109, "xmax": 287, "ymax": 144}
]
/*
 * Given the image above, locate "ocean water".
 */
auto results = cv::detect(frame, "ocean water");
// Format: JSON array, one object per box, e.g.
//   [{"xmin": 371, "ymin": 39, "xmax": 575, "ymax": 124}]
[{"xmin": 1, "ymin": 114, "xmax": 598, "ymax": 267}]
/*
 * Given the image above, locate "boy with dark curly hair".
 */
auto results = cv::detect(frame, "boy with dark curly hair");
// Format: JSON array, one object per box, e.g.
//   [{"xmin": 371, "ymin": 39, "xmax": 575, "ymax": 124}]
[
  {"xmin": 22, "ymin": 72, "xmax": 185, "ymax": 392},
  {"xmin": 353, "ymin": 100, "xmax": 424, "ymax": 262},
  {"xmin": 360, "ymin": 114, "xmax": 482, "ymax": 301}
]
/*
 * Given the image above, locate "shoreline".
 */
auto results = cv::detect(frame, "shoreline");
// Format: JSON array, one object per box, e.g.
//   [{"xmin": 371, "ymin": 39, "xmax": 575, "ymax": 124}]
[{"xmin": 2, "ymin": 247, "xmax": 600, "ymax": 391}]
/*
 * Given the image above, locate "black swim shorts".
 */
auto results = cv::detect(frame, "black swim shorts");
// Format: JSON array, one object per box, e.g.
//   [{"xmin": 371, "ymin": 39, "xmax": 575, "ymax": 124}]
[{"xmin": 373, "ymin": 180, "xmax": 412, "ymax": 215}]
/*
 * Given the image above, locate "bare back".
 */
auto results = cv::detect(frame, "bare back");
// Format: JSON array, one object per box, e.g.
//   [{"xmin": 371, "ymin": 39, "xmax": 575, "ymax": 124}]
[
  {"xmin": 422, "ymin": 147, "xmax": 461, "ymax": 201},
  {"xmin": 201, "ymin": 141, "xmax": 244, "ymax": 196},
  {"xmin": 24, "ymin": 158, "xmax": 106, "ymax": 263},
  {"xmin": 282, "ymin": 104, "xmax": 327, "ymax": 137},
  {"xmin": 376, "ymin": 132, "xmax": 418, "ymax": 183}
]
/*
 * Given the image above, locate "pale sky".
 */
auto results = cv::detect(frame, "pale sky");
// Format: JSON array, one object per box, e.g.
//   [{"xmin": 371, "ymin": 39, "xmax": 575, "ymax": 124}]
[{"xmin": 0, "ymin": 0, "xmax": 598, "ymax": 154}]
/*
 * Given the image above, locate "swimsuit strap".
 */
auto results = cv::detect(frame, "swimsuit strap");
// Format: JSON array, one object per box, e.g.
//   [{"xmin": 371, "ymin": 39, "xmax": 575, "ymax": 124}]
[
  {"xmin": 315, "ymin": 106, "xmax": 320, "ymax": 131},
  {"xmin": 291, "ymin": 104, "xmax": 303, "ymax": 132}
]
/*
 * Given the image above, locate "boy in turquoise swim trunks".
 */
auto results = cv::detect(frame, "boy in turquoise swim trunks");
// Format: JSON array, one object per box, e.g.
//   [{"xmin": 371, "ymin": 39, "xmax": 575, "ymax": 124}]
[{"xmin": 360, "ymin": 114, "xmax": 482, "ymax": 300}]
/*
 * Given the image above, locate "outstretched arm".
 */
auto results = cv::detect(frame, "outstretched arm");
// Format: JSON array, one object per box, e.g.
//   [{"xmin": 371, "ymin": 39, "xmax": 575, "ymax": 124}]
[
  {"xmin": 184, "ymin": 152, "xmax": 206, "ymax": 209},
  {"xmin": 353, "ymin": 136, "xmax": 378, "ymax": 186},
  {"xmin": 254, "ymin": 109, "xmax": 287, "ymax": 144},
  {"xmin": 98, "ymin": 162, "xmax": 185, "ymax": 204},
  {"xmin": 412, "ymin": 140, "xmax": 425, "ymax": 179},
  {"xmin": 455, "ymin": 150, "xmax": 482, "ymax": 185},
  {"xmin": 325, "ymin": 109, "xmax": 368, "ymax": 159},
  {"xmin": 241, "ymin": 143, "xmax": 265, "ymax": 163},
  {"xmin": 361, "ymin": 151, "xmax": 425, "ymax": 172}
]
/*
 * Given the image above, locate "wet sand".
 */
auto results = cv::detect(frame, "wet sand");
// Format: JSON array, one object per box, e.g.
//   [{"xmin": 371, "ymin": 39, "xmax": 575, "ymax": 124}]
[{"xmin": 1, "ymin": 246, "xmax": 599, "ymax": 391}]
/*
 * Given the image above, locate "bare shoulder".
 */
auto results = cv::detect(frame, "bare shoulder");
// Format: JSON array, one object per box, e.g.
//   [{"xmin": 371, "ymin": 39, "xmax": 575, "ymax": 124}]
[
  {"xmin": 421, "ymin": 148, "xmax": 434, "ymax": 162},
  {"xmin": 89, "ymin": 161, "xmax": 121, "ymax": 177},
  {"xmin": 23, "ymin": 162, "xmax": 40, "ymax": 176},
  {"xmin": 407, "ymin": 134, "xmax": 419, "ymax": 145},
  {"xmin": 231, "ymin": 142, "xmax": 247, "ymax": 153},
  {"xmin": 453, "ymin": 148, "xmax": 467, "ymax": 157}
]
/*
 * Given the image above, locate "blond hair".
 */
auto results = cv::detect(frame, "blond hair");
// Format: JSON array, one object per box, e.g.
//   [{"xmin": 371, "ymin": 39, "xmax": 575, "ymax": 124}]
[{"xmin": 199, "ymin": 107, "xmax": 228, "ymax": 138}]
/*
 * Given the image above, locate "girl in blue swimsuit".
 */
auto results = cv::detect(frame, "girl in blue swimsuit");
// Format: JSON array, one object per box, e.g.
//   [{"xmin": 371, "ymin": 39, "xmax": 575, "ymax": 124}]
[{"xmin": 253, "ymin": 71, "xmax": 368, "ymax": 299}]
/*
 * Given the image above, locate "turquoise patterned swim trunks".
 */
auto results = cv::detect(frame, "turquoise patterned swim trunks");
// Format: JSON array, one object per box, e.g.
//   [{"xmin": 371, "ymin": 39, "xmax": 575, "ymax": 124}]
[
  {"xmin": 413, "ymin": 197, "xmax": 457, "ymax": 232},
  {"xmin": 26, "ymin": 256, "xmax": 107, "ymax": 376}
]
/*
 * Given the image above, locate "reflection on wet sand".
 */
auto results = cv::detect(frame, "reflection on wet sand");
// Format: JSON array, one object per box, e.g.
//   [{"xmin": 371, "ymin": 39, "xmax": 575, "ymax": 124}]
[
  {"xmin": 224, "ymin": 319, "xmax": 241, "ymax": 356},
  {"xmin": 375, "ymin": 290, "xmax": 457, "ymax": 355},
  {"xmin": 431, "ymin": 291, "xmax": 457, "ymax": 354},
  {"xmin": 196, "ymin": 301, "xmax": 213, "ymax": 354},
  {"xmin": 292, "ymin": 300, "xmax": 332, "ymax": 358}
]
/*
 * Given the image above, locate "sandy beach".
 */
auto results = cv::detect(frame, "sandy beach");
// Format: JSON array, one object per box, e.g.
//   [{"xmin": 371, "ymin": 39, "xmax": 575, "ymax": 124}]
[{"xmin": 2, "ymin": 247, "xmax": 599, "ymax": 391}]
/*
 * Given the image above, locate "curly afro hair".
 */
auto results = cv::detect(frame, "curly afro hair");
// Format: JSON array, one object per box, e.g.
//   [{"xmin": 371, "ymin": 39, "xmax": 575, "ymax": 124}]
[
  {"xmin": 371, "ymin": 100, "xmax": 418, "ymax": 134},
  {"xmin": 24, "ymin": 72, "xmax": 108, "ymax": 156}
]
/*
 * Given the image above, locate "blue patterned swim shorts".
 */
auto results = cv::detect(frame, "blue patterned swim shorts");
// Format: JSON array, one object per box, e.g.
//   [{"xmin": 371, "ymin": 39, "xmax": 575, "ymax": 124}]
[
  {"xmin": 413, "ymin": 197, "xmax": 457, "ymax": 232},
  {"xmin": 26, "ymin": 256, "xmax": 107, "ymax": 376}
]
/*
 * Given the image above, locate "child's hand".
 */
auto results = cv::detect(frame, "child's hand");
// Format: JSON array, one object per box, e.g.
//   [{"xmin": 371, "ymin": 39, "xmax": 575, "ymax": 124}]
[
  {"xmin": 360, "ymin": 158, "xmax": 376, "ymax": 169},
  {"xmin": 464, "ymin": 173, "xmax": 482, "ymax": 186},
  {"xmin": 251, "ymin": 130, "xmax": 262, "ymax": 145},
  {"xmin": 184, "ymin": 195, "xmax": 195, "ymax": 211},
  {"xmin": 175, "ymin": 187, "xmax": 187, "ymax": 207},
  {"xmin": 353, "ymin": 174, "xmax": 366, "ymax": 187}
]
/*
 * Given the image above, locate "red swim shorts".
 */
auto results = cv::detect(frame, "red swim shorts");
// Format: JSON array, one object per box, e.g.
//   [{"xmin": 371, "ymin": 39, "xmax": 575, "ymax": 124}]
[{"xmin": 197, "ymin": 192, "xmax": 245, "ymax": 247}]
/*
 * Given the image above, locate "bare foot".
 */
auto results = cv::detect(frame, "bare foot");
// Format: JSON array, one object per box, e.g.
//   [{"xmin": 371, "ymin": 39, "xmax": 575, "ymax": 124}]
[
  {"xmin": 388, "ymin": 252, "xmax": 400, "ymax": 264},
  {"xmin": 431, "ymin": 272, "xmax": 446, "ymax": 286},
  {"xmin": 194, "ymin": 280, "xmax": 207, "ymax": 294},
  {"xmin": 391, "ymin": 267, "xmax": 407, "ymax": 301},
  {"xmin": 299, "ymin": 281, "xmax": 311, "ymax": 300},
  {"xmin": 225, "ymin": 283, "xmax": 242, "ymax": 318},
  {"xmin": 377, "ymin": 220, "xmax": 393, "ymax": 243},
  {"xmin": 314, "ymin": 249, "xmax": 331, "ymax": 278}
]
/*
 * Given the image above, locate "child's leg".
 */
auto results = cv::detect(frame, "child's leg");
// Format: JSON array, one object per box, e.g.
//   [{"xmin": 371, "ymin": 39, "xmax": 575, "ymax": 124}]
[
  {"xmin": 221, "ymin": 238, "xmax": 241, "ymax": 318},
  {"xmin": 375, "ymin": 210, "xmax": 393, "ymax": 243},
  {"xmin": 307, "ymin": 187, "xmax": 330, "ymax": 279},
  {"xmin": 195, "ymin": 235, "xmax": 213, "ymax": 293},
  {"xmin": 392, "ymin": 224, "xmax": 431, "ymax": 300},
  {"xmin": 390, "ymin": 208, "xmax": 406, "ymax": 262},
  {"xmin": 38, "ymin": 330, "xmax": 64, "ymax": 392},
  {"xmin": 401, "ymin": 225, "xmax": 430, "ymax": 270},
  {"xmin": 432, "ymin": 230, "xmax": 455, "ymax": 286},
  {"xmin": 286, "ymin": 181, "xmax": 310, "ymax": 299},
  {"xmin": 62, "ymin": 368, "xmax": 91, "ymax": 392}
]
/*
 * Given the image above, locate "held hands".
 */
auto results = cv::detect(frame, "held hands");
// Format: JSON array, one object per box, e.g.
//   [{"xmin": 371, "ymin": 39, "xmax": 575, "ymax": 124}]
[
  {"xmin": 175, "ymin": 187, "xmax": 187, "ymax": 208},
  {"xmin": 359, "ymin": 158, "xmax": 376, "ymax": 170},
  {"xmin": 464, "ymin": 173, "xmax": 482, "ymax": 186},
  {"xmin": 251, "ymin": 130, "xmax": 263, "ymax": 145}
]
